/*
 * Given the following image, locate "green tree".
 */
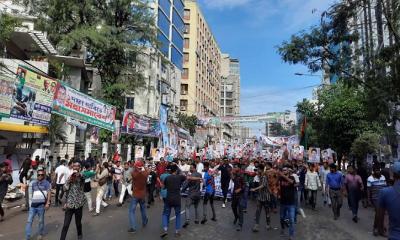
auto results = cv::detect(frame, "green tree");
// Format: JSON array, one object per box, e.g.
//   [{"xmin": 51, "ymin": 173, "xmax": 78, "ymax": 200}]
[
  {"xmin": 176, "ymin": 113, "xmax": 198, "ymax": 136},
  {"xmin": 0, "ymin": 13, "xmax": 20, "ymax": 66},
  {"xmin": 351, "ymin": 131, "xmax": 381, "ymax": 164},
  {"xmin": 46, "ymin": 114, "xmax": 67, "ymax": 154}
]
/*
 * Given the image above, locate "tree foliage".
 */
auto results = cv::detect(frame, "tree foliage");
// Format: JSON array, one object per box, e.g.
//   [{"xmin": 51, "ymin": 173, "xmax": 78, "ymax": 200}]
[
  {"xmin": 176, "ymin": 113, "xmax": 198, "ymax": 136},
  {"xmin": 351, "ymin": 131, "xmax": 380, "ymax": 161}
]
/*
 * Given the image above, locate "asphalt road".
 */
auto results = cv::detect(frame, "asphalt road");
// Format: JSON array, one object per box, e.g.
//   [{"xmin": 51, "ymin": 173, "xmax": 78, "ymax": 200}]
[{"xmin": 0, "ymin": 192, "xmax": 387, "ymax": 240}]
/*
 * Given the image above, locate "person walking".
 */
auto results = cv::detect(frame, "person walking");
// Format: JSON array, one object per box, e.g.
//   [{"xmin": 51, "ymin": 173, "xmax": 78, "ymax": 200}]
[
  {"xmin": 201, "ymin": 162, "xmax": 217, "ymax": 224},
  {"xmin": 60, "ymin": 162, "xmax": 86, "ymax": 240},
  {"xmin": 231, "ymin": 163, "xmax": 245, "ymax": 231},
  {"xmin": 0, "ymin": 162, "xmax": 13, "ymax": 221},
  {"xmin": 377, "ymin": 161, "xmax": 400, "ymax": 239},
  {"xmin": 94, "ymin": 162, "xmax": 109, "ymax": 216},
  {"xmin": 25, "ymin": 169, "xmax": 51, "ymax": 240},
  {"xmin": 118, "ymin": 162, "xmax": 132, "ymax": 206},
  {"xmin": 344, "ymin": 165, "xmax": 364, "ymax": 223},
  {"xmin": 161, "ymin": 164, "xmax": 186, "ymax": 238},
  {"xmin": 112, "ymin": 160, "xmax": 123, "ymax": 198},
  {"xmin": 326, "ymin": 163, "xmax": 343, "ymax": 220},
  {"xmin": 217, "ymin": 158, "xmax": 232, "ymax": 208},
  {"xmin": 128, "ymin": 160, "xmax": 149, "ymax": 233},
  {"xmin": 367, "ymin": 164, "xmax": 387, "ymax": 236},
  {"xmin": 279, "ymin": 167, "xmax": 296, "ymax": 240},
  {"xmin": 146, "ymin": 165, "xmax": 157, "ymax": 208},
  {"xmin": 82, "ymin": 164, "xmax": 96, "ymax": 212},
  {"xmin": 305, "ymin": 165, "xmax": 321, "ymax": 210},
  {"xmin": 320, "ymin": 162, "xmax": 331, "ymax": 206},
  {"xmin": 54, "ymin": 160, "xmax": 68, "ymax": 206},
  {"xmin": 183, "ymin": 163, "xmax": 203, "ymax": 227},
  {"xmin": 250, "ymin": 164, "xmax": 272, "ymax": 232}
]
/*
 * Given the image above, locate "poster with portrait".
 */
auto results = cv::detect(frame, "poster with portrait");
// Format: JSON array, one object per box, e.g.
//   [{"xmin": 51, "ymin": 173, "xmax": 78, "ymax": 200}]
[
  {"xmin": 308, "ymin": 147, "xmax": 321, "ymax": 163},
  {"xmin": 134, "ymin": 145, "xmax": 144, "ymax": 159},
  {"xmin": 89, "ymin": 127, "xmax": 99, "ymax": 144},
  {"xmin": 10, "ymin": 66, "xmax": 57, "ymax": 125},
  {"xmin": 0, "ymin": 74, "xmax": 16, "ymax": 118},
  {"xmin": 151, "ymin": 148, "xmax": 163, "ymax": 161},
  {"xmin": 291, "ymin": 145, "xmax": 304, "ymax": 161},
  {"xmin": 321, "ymin": 148, "xmax": 333, "ymax": 162}
]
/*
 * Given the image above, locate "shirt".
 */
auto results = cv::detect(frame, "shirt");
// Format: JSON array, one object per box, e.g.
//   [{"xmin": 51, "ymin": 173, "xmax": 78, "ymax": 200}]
[
  {"xmin": 232, "ymin": 174, "xmax": 245, "ymax": 197},
  {"xmin": 165, "ymin": 174, "xmax": 186, "ymax": 206},
  {"xmin": 187, "ymin": 172, "xmax": 202, "ymax": 199},
  {"xmin": 113, "ymin": 166, "xmax": 123, "ymax": 181},
  {"xmin": 378, "ymin": 181, "xmax": 400, "ymax": 239},
  {"xmin": 64, "ymin": 175, "xmax": 86, "ymax": 209},
  {"xmin": 82, "ymin": 170, "xmax": 96, "ymax": 193},
  {"xmin": 160, "ymin": 173, "xmax": 170, "ymax": 199},
  {"xmin": 196, "ymin": 162, "xmax": 204, "ymax": 174},
  {"xmin": 257, "ymin": 175, "xmax": 270, "ymax": 202},
  {"xmin": 344, "ymin": 174, "xmax": 363, "ymax": 191},
  {"xmin": 132, "ymin": 170, "xmax": 149, "ymax": 199},
  {"xmin": 320, "ymin": 168, "xmax": 330, "ymax": 185},
  {"xmin": 305, "ymin": 171, "xmax": 321, "ymax": 190},
  {"xmin": 280, "ymin": 176, "xmax": 296, "ymax": 205},
  {"xmin": 122, "ymin": 168, "xmax": 132, "ymax": 185},
  {"xmin": 218, "ymin": 164, "xmax": 232, "ymax": 182},
  {"xmin": 29, "ymin": 179, "xmax": 51, "ymax": 206},
  {"xmin": 266, "ymin": 169, "xmax": 279, "ymax": 196},
  {"xmin": 367, "ymin": 175, "xmax": 386, "ymax": 201},
  {"xmin": 326, "ymin": 172, "xmax": 343, "ymax": 189},
  {"xmin": 203, "ymin": 171, "xmax": 215, "ymax": 194},
  {"xmin": 55, "ymin": 165, "xmax": 69, "ymax": 184}
]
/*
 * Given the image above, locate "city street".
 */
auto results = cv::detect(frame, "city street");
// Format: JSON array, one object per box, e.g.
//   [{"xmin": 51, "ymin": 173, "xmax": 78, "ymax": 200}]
[{"xmin": 0, "ymin": 194, "xmax": 386, "ymax": 240}]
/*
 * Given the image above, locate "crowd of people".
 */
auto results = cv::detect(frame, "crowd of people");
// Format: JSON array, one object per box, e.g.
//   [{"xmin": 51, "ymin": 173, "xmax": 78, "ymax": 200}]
[{"xmin": 0, "ymin": 150, "xmax": 399, "ymax": 240}]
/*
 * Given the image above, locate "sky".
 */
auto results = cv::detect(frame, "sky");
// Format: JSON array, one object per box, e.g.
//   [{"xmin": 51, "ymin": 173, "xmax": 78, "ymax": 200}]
[{"xmin": 196, "ymin": 0, "xmax": 335, "ymax": 117}]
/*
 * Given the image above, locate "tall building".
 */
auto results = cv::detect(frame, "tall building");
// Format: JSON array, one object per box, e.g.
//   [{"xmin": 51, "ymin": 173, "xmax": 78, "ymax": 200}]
[
  {"xmin": 221, "ymin": 54, "xmax": 240, "ymax": 117},
  {"xmin": 180, "ymin": 0, "xmax": 222, "ymax": 116}
]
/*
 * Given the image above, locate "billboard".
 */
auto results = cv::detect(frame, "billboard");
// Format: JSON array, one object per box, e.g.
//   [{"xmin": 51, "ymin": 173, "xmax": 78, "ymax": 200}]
[
  {"xmin": 121, "ymin": 110, "xmax": 160, "ymax": 137},
  {"xmin": 52, "ymin": 83, "xmax": 116, "ymax": 131},
  {"xmin": 0, "ymin": 74, "xmax": 15, "ymax": 118},
  {"xmin": 10, "ymin": 66, "xmax": 57, "ymax": 125}
]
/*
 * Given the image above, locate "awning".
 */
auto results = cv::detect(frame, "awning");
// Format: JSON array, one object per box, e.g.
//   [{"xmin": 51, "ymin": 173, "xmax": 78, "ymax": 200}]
[{"xmin": 0, "ymin": 122, "xmax": 48, "ymax": 133}]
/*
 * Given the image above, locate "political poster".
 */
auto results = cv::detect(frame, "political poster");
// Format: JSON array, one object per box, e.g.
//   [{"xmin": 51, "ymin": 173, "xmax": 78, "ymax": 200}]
[
  {"xmin": 321, "ymin": 148, "xmax": 333, "ymax": 162},
  {"xmin": 66, "ymin": 117, "xmax": 87, "ymax": 130},
  {"xmin": 134, "ymin": 145, "xmax": 144, "ymax": 159},
  {"xmin": 160, "ymin": 105, "xmax": 169, "ymax": 147},
  {"xmin": 111, "ymin": 120, "xmax": 120, "ymax": 143},
  {"xmin": 308, "ymin": 147, "xmax": 321, "ymax": 163},
  {"xmin": 0, "ymin": 74, "xmax": 15, "ymax": 118},
  {"xmin": 89, "ymin": 127, "xmax": 99, "ymax": 144},
  {"xmin": 151, "ymin": 148, "xmax": 163, "ymax": 161},
  {"xmin": 52, "ymin": 82, "xmax": 116, "ymax": 131},
  {"xmin": 121, "ymin": 110, "xmax": 160, "ymax": 137},
  {"xmin": 10, "ymin": 66, "xmax": 57, "ymax": 125},
  {"xmin": 291, "ymin": 145, "xmax": 304, "ymax": 161}
]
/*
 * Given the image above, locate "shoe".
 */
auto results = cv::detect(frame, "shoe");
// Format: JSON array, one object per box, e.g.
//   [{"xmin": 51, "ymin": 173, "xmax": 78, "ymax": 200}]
[
  {"xmin": 37, "ymin": 235, "xmax": 43, "ymax": 240},
  {"xmin": 78, "ymin": 235, "xmax": 83, "ymax": 240},
  {"xmin": 201, "ymin": 219, "xmax": 207, "ymax": 224},
  {"xmin": 89, "ymin": 209, "xmax": 94, "ymax": 212},
  {"xmin": 284, "ymin": 219, "xmax": 290, "ymax": 227},
  {"xmin": 373, "ymin": 229, "xmax": 379, "ymax": 236},
  {"xmin": 233, "ymin": 218, "xmax": 238, "ymax": 225},
  {"xmin": 194, "ymin": 220, "xmax": 199, "ymax": 224},
  {"xmin": 211, "ymin": 217, "xmax": 217, "ymax": 222},
  {"xmin": 252, "ymin": 224, "xmax": 259, "ymax": 232},
  {"xmin": 236, "ymin": 225, "xmax": 242, "ymax": 231},
  {"xmin": 243, "ymin": 209, "xmax": 247, "ymax": 213},
  {"xmin": 352, "ymin": 216, "xmax": 358, "ymax": 223},
  {"xmin": 183, "ymin": 222, "xmax": 189, "ymax": 228},
  {"xmin": 143, "ymin": 218, "xmax": 148, "ymax": 227},
  {"xmin": 175, "ymin": 232, "xmax": 181, "ymax": 237},
  {"xmin": 266, "ymin": 224, "xmax": 271, "ymax": 230},
  {"xmin": 222, "ymin": 203, "xmax": 226, "ymax": 208},
  {"xmin": 160, "ymin": 230, "xmax": 168, "ymax": 238},
  {"xmin": 128, "ymin": 228, "xmax": 136, "ymax": 233},
  {"xmin": 92, "ymin": 213, "xmax": 99, "ymax": 217},
  {"xmin": 117, "ymin": 203, "xmax": 122, "ymax": 207}
]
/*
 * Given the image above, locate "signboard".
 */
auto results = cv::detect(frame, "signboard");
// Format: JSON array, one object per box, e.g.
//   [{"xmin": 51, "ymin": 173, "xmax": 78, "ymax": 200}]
[
  {"xmin": 134, "ymin": 145, "xmax": 144, "ymax": 159},
  {"xmin": 121, "ymin": 110, "xmax": 160, "ymax": 137},
  {"xmin": 308, "ymin": 147, "xmax": 321, "ymax": 163},
  {"xmin": 10, "ymin": 66, "xmax": 57, "ymax": 125},
  {"xmin": 52, "ymin": 83, "xmax": 116, "ymax": 131},
  {"xmin": 0, "ymin": 74, "xmax": 15, "ymax": 118},
  {"xmin": 111, "ymin": 120, "xmax": 121, "ymax": 143},
  {"xmin": 160, "ymin": 105, "xmax": 169, "ymax": 147}
]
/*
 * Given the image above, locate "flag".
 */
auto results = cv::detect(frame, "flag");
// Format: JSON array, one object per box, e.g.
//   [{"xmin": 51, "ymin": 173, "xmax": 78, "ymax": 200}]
[{"xmin": 300, "ymin": 116, "xmax": 308, "ymax": 151}]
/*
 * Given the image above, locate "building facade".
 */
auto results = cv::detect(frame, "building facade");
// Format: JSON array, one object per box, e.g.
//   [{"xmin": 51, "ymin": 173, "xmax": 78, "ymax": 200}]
[
  {"xmin": 220, "ymin": 54, "xmax": 240, "ymax": 117},
  {"xmin": 181, "ymin": 0, "xmax": 222, "ymax": 116}
]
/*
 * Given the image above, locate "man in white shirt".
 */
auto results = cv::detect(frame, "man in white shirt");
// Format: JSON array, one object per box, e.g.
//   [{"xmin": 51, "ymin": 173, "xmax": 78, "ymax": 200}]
[{"xmin": 54, "ymin": 160, "xmax": 68, "ymax": 206}]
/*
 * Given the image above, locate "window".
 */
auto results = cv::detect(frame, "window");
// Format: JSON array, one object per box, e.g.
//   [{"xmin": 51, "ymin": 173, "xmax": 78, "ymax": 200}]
[
  {"xmin": 184, "ymin": 9, "xmax": 190, "ymax": 20},
  {"xmin": 180, "ymin": 100, "xmax": 188, "ymax": 111},
  {"xmin": 181, "ymin": 84, "xmax": 188, "ymax": 95},
  {"xmin": 172, "ymin": 27, "xmax": 183, "ymax": 51},
  {"xmin": 182, "ymin": 68, "xmax": 188, "ymax": 79},
  {"xmin": 174, "ymin": 0, "xmax": 184, "ymax": 16},
  {"xmin": 158, "ymin": 9, "xmax": 170, "ymax": 36},
  {"xmin": 184, "ymin": 53, "xmax": 189, "ymax": 62},
  {"xmin": 184, "ymin": 38, "xmax": 189, "ymax": 48},
  {"xmin": 159, "ymin": 0, "xmax": 171, "ymax": 15},
  {"xmin": 126, "ymin": 97, "xmax": 134, "ymax": 110},
  {"xmin": 172, "ymin": 8, "xmax": 184, "ymax": 34},
  {"xmin": 157, "ymin": 31, "xmax": 170, "ymax": 57},
  {"xmin": 171, "ymin": 45, "xmax": 183, "ymax": 70},
  {"xmin": 184, "ymin": 24, "xmax": 190, "ymax": 34}
]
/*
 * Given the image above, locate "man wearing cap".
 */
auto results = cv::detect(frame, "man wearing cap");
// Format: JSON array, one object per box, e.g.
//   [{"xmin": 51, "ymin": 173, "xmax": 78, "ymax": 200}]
[
  {"xmin": 377, "ymin": 161, "xmax": 400, "ymax": 239},
  {"xmin": 128, "ymin": 160, "xmax": 149, "ymax": 233}
]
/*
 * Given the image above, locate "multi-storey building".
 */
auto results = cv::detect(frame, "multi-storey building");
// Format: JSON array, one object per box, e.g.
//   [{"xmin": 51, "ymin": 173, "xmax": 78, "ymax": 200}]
[
  {"xmin": 181, "ymin": 0, "xmax": 222, "ymax": 116},
  {"xmin": 220, "ymin": 54, "xmax": 240, "ymax": 117}
]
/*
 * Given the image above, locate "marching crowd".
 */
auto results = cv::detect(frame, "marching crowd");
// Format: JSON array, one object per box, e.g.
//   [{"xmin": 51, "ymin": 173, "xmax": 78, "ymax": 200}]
[{"xmin": 0, "ymin": 150, "xmax": 400, "ymax": 240}]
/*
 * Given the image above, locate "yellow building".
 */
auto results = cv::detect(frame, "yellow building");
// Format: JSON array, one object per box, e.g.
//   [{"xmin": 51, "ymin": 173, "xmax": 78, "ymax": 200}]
[{"xmin": 180, "ymin": 0, "xmax": 221, "ymax": 117}]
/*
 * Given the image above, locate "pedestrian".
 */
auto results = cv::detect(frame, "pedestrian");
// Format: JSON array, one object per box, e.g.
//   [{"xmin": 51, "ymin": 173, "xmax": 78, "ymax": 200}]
[
  {"xmin": 367, "ymin": 164, "xmax": 387, "ymax": 236},
  {"xmin": 105, "ymin": 160, "xmax": 114, "ymax": 200},
  {"xmin": 4, "ymin": 153, "xmax": 13, "ymax": 174},
  {"xmin": 250, "ymin": 164, "xmax": 272, "ymax": 232},
  {"xmin": 146, "ymin": 165, "xmax": 157, "ymax": 208},
  {"xmin": 94, "ymin": 162, "xmax": 109, "ymax": 216},
  {"xmin": 113, "ymin": 160, "xmax": 123, "ymax": 198},
  {"xmin": 0, "ymin": 162, "xmax": 13, "ymax": 221},
  {"xmin": 305, "ymin": 164, "xmax": 321, "ymax": 210},
  {"xmin": 118, "ymin": 162, "xmax": 132, "ymax": 206},
  {"xmin": 82, "ymin": 164, "xmax": 96, "ymax": 212},
  {"xmin": 377, "ymin": 161, "xmax": 400, "ymax": 239},
  {"xmin": 128, "ymin": 160, "xmax": 149, "ymax": 233},
  {"xmin": 54, "ymin": 160, "xmax": 68, "ymax": 206},
  {"xmin": 60, "ymin": 162, "xmax": 86, "ymax": 240},
  {"xmin": 265, "ymin": 162, "xmax": 279, "ymax": 213},
  {"xmin": 25, "ymin": 161, "xmax": 39, "ymax": 211},
  {"xmin": 218, "ymin": 158, "xmax": 232, "ymax": 208},
  {"xmin": 183, "ymin": 163, "xmax": 203, "ymax": 227},
  {"xmin": 344, "ymin": 165, "xmax": 364, "ymax": 223},
  {"xmin": 279, "ymin": 167, "xmax": 296, "ymax": 240},
  {"xmin": 161, "ymin": 164, "xmax": 186, "ymax": 238},
  {"xmin": 201, "ymin": 162, "xmax": 217, "ymax": 224},
  {"xmin": 320, "ymin": 162, "xmax": 331, "ymax": 206},
  {"xmin": 25, "ymin": 169, "xmax": 51, "ymax": 240},
  {"xmin": 231, "ymin": 163, "xmax": 245, "ymax": 231},
  {"xmin": 326, "ymin": 163, "xmax": 343, "ymax": 220}
]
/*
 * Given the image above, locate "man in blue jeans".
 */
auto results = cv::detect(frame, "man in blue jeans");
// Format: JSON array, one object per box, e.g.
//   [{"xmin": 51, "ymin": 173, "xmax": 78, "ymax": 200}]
[
  {"xmin": 25, "ymin": 169, "xmax": 51, "ymax": 240},
  {"xmin": 161, "ymin": 164, "xmax": 186, "ymax": 238},
  {"xmin": 128, "ymin": 161, "xmax": 149, "ymax": 233},
  {"xmin": 279, "ymin": 167, "xmax": 296, "ymax": 240}
]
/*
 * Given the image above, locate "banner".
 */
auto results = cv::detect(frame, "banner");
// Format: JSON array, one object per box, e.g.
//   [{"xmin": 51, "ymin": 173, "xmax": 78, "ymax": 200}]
[
  {"xmin": 53, "ymin": 83, "xmax": 116, "ymax": 131},
  {"xmin": 308, "ymin": 147, "xmax": 321, "ymax": 163},
  {"xmin": 111, "ymin": 120, "xmax": 121, "ymax": 143},
  {"xmin": 89, "ymin": 127, "xmax": 99, "ymax": 144},
  {"xmin": 160, "ymin": 105, "xmax": 169, "ymax": 147},
  {"xmin": 121, "ymin": 110, "xmax": 160, "ymax": 137},
  {"xmin": 66, "ymin": 117, "xmax": 88, "ymax": 130},
  {"xmin": 10, "ymin": 66, "xmax": 57, "ymax": 125},
  {"xmin": 135, "ymin": 145, "xmax": 144, "ymax": 159},
  {"xmin": 0, "ymin": 74, "xmax": 15, "ymax": 118}
]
